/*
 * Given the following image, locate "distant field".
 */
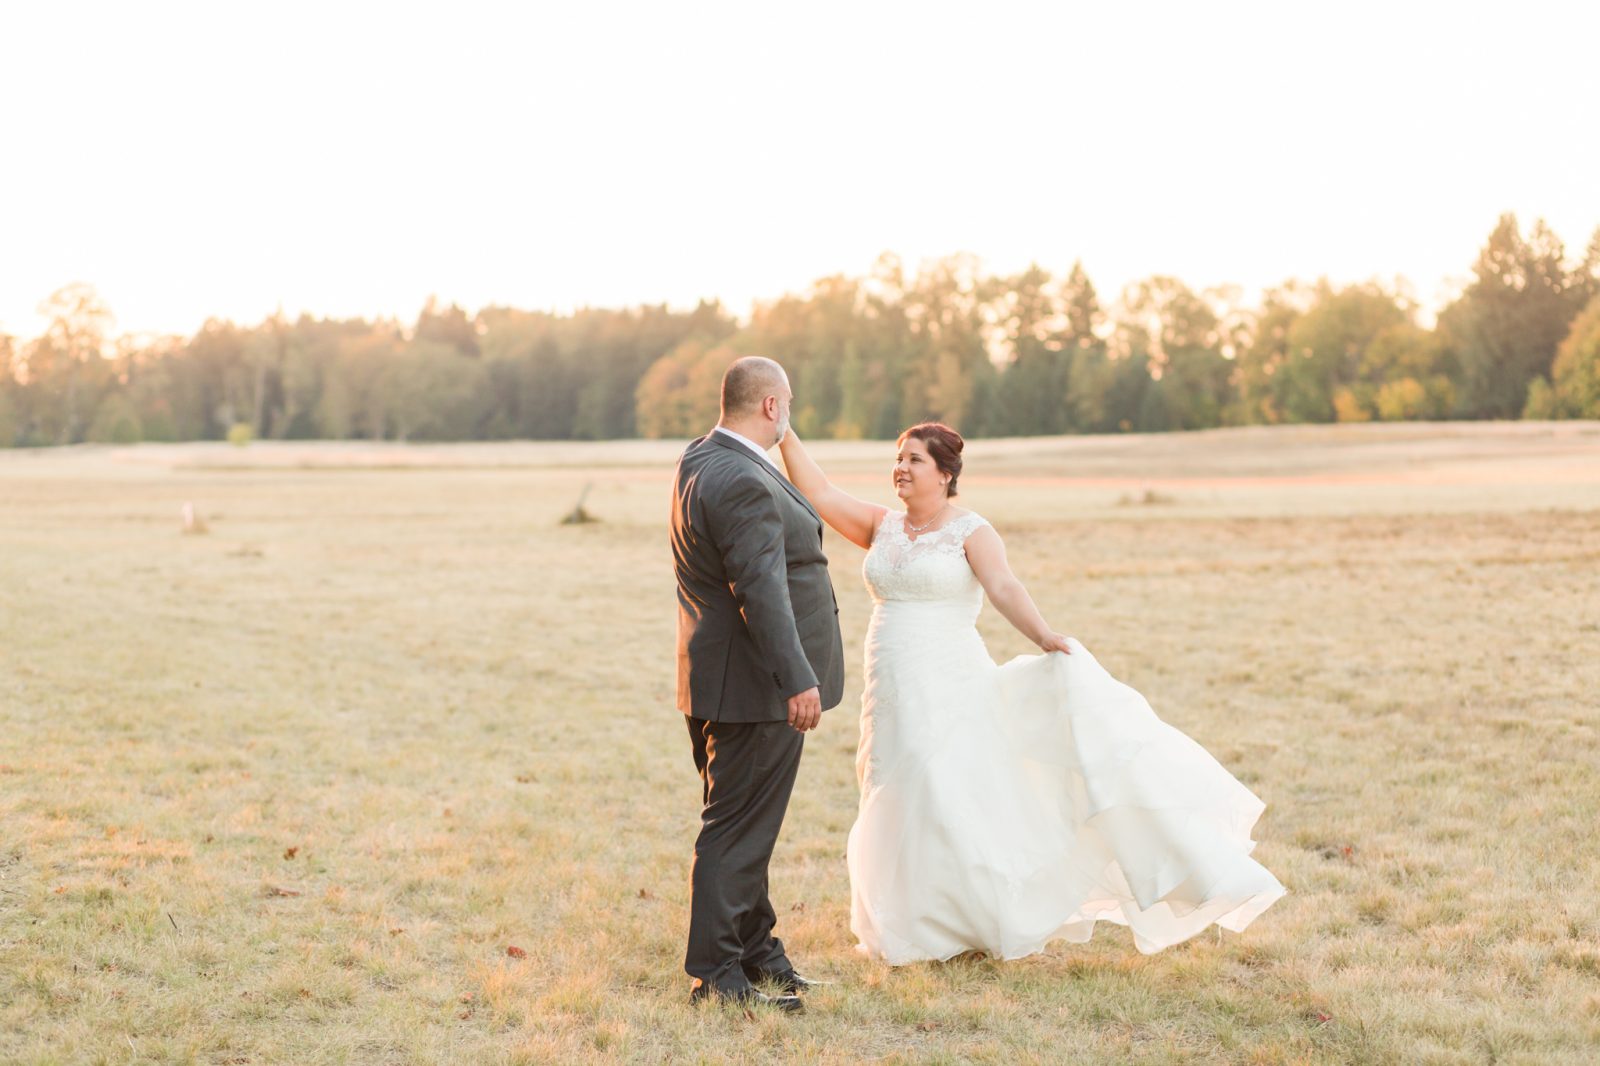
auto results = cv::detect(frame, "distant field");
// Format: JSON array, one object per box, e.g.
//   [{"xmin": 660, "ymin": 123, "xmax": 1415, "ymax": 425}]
[{"xmin": 3, "ymin": 422, "xmax": 1598, "ymax": 1064}]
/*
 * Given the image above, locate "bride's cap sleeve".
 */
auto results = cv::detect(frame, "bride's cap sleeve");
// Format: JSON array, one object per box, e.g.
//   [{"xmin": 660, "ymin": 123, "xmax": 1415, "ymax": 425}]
[{"xmin": 958, "ymin": 512, "xmax": 991, "ymax": 540}]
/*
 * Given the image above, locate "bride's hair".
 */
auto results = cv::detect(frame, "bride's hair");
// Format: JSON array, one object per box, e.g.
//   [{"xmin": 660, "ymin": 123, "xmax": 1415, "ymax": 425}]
[{"xmin": 898, "ymin": 422, "xmax": 964, "ymax": 497}]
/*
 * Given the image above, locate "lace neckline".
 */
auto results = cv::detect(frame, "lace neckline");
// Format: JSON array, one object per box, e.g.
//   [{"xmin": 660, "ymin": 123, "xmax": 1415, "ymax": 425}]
[{"xmin": 885, "ymin": 509, "xmax": 980, "ymax": 545}]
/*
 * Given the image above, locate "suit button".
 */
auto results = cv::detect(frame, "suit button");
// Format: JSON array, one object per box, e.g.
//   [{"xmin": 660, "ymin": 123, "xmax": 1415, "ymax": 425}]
[{"xmin": 772, "ymin": 672, "xmax": 782, "ymax": 688}]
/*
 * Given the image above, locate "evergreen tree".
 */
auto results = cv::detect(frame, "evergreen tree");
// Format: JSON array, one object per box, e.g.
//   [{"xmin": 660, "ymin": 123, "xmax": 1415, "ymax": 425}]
[{"xmin": 1439, "ymin": 215, "xmax": 1592, "ymax": 418}]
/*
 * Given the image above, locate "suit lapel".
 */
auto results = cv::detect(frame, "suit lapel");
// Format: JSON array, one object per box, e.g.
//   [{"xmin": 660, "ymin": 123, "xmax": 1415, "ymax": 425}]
[{"xmin": 706, "ymin": 430, "xmax": 821, "ymax": 525}]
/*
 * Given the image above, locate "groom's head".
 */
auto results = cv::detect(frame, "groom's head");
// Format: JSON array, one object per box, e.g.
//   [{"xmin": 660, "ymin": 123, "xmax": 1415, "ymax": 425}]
[{"xmin": 719, "ymin": 357, "xmax": 792, "ymax": 448}]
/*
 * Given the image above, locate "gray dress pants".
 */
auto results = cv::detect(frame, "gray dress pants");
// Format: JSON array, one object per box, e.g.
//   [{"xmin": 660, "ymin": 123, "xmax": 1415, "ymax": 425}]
[{"xmin": 684, "ymin": 715, "xmax": 803, "ymax": 992}]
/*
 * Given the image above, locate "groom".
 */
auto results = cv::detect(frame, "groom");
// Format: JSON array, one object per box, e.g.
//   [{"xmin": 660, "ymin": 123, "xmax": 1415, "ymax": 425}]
[{"xmin": 670, "ymin": 356, "xmax": 844, "ymax": 1012}]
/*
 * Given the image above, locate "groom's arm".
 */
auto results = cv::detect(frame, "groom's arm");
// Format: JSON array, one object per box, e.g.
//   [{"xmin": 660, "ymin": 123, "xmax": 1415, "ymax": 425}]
[{"xmin": 709, "ymin": 473, "xmax": 819, "ymax": 703}]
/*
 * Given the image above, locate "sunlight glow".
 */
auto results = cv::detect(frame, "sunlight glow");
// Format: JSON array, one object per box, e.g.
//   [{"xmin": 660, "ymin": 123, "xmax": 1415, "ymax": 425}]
[{"xmin": 1, "ymin": 0, "xmax": 1596, "ymax": 339}]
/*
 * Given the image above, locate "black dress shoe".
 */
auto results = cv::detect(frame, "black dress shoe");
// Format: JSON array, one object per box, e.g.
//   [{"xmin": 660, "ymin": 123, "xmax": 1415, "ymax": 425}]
[
  {"xmin": 689, "ymin": 983, "xmax": 804, "ymax": 1013},
  {"xmin": 746, "ymin": 968, "xmax": 817, "ymax": 995}
]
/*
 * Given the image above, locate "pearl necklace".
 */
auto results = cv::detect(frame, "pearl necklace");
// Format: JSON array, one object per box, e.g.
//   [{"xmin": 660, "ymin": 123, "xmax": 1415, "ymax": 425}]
[{"xmin": 905, "ymin": 502, "xmax": 950, "ymax": 533}]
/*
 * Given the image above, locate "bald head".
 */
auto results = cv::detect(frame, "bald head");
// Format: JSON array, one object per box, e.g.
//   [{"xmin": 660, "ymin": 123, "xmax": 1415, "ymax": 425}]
[
  {"xmin": 720, "ymin": 357, "xmax": 789, "ymax": 420},
  {"xmin": 715, "ymin": 356, "xmax": 792, "ymax": 448}
]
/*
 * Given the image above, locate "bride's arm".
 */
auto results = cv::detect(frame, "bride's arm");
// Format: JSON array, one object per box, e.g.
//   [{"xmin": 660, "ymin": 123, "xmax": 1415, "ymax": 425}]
[
  {"xmin": 777, "ymin": 430, "xmax": 886, "ymax": 549},
  {"xmin": 965, "ymin": 525, "xmax": 1073, "ymax": 654}
]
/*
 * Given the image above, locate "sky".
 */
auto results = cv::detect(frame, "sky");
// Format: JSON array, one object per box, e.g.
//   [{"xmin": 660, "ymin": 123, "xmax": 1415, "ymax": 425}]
[{"xmin": 2, "ymin": 0, "xmax": 1597, "ymax": 341}]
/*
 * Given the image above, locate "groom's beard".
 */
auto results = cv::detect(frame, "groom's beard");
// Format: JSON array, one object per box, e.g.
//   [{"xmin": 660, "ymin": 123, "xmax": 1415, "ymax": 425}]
[{"xmin": 774, "ymin": 413, "xmax": 790, "ymax": 447}]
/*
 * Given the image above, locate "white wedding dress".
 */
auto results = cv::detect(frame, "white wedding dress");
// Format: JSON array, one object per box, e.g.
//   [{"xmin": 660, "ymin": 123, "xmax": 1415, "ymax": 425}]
[{"xmin": 847, "ymin": 510, "xmax": 1286, "ymax": 963}]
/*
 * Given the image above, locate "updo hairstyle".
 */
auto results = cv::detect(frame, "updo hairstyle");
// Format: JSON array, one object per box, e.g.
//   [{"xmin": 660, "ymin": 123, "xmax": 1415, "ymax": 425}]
[{"xmin": 898, "ymin": 422, "xmax": 965, "ymax": 497}]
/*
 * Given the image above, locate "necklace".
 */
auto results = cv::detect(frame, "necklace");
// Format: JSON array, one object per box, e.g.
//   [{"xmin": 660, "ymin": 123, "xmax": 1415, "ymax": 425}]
[{"xmin": 905, "ymin": 502, "xmax": 950, "ymax": 533}]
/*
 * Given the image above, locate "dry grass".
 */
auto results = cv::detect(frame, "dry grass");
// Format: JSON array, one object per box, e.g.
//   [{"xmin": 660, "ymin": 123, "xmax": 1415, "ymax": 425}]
[{"xmin": 2, "ymin": 421, "xmax": 1598, "ymax": 1065}]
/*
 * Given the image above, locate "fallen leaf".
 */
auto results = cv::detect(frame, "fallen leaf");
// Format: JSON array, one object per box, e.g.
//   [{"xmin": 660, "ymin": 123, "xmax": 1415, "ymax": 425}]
[
  {"xmin": 791, "ymin": 901, "xmax": 806, "ymax": 913},
  {"xmin": 388, "ymin": 928, "xmax": 405, "ymax": 937},
  {"xmin": 283, "ymin": 846, "xmax": 299, "ymax": 860},
  {"xmin": 264, "ymin": 885, "xmax": 301, "ymax": 898},
  {"xmin": 506, "ymin": 945, "xmax": 527, "ymax": 959},
  {"xmin": 637, "ymin": 888, "xmax": 653, "ymax": 900},
  {"xmin": 515, "ymin": 774, "xmax": 535, "ymax": 784},
  {"xmin": 1315, "ymin": 1011, "xmax": 1333, "ymax": 1024}
]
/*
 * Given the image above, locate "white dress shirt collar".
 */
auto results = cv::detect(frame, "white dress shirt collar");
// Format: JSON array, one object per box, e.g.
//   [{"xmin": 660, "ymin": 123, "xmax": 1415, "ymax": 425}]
[{"xmin": 713, "ymin": 425, "xmax": 777, "ymax": 468}]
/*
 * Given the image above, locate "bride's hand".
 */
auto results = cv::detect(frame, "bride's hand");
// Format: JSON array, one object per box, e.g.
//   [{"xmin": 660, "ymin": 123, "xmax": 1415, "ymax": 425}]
[{"xmin": 1038, "ymin": 633, "xmax": 1073, "ymax": 655}]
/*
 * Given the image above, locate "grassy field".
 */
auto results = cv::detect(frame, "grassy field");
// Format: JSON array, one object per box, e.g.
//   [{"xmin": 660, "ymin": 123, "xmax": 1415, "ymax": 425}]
[{"xmin": 2, "ymin": 421, "xmax": 1598, "ymax": 1065}]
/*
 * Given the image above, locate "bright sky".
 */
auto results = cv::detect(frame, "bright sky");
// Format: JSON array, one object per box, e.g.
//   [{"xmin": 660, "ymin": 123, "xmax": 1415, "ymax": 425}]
[{"xmin": 3, "ymin": 0, "xmax": 1596, "ymax": 341}]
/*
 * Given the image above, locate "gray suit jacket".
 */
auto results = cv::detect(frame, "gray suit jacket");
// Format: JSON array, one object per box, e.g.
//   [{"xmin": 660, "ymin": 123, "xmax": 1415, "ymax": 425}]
[{"xmin": 671, "ymin": 431, "xmax": 845, "ymax": 722}]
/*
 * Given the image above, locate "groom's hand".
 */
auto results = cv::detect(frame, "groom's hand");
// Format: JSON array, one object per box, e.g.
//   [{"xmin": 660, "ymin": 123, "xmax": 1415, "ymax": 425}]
[{"xmin": 787, "ymin": 687, "xmax": 822, "ymax": 732}]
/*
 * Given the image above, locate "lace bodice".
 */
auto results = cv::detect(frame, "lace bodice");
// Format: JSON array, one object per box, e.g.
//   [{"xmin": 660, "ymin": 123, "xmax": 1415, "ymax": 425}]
[{"xmin": 863, "ymin": 510, "xmax": 991, "ymax": 605}]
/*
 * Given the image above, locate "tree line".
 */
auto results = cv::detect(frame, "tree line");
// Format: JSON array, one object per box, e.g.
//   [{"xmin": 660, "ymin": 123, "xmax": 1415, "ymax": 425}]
[{"xmin": 3, "ymin": 213, "xmax": 1598, "ymax": 448}]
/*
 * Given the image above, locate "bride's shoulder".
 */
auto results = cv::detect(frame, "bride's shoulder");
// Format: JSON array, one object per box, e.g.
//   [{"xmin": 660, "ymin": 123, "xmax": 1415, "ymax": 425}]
[
  {"xmin": 946, "ymin": 508, "xmax": 991, "ymax": 537},
  {"xmin": 867, "ymin": 508, "xmax": 901, "ymax": 544}
]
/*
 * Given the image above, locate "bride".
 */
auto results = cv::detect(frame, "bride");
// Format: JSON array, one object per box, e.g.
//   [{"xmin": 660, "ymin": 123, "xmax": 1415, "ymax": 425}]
[{"xmin": 777, "ymin": 422, "xmax": 1285, "ymax": 964}]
